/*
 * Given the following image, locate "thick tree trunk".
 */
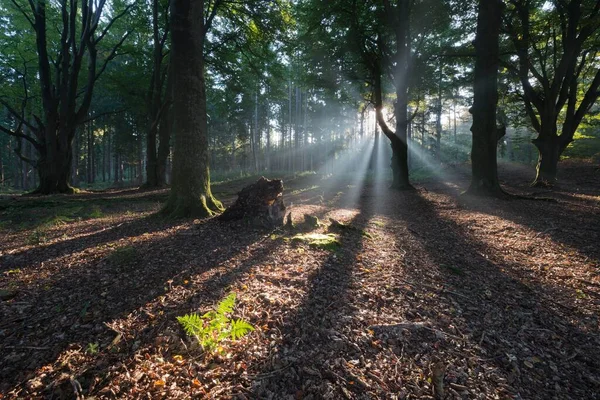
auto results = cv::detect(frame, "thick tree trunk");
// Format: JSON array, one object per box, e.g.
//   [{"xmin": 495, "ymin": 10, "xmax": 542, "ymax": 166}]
[
  {"xmin": 532, "ymin": 134, "xmax": 567, "ymax": 186},
  {"xmin": 36, "ymin": 150, "xmax": 74, "ymax": 194},
  {"xmin": 390, "ymin": 136, "xmax": 410, "ymax": 189},
  {"xmin": 156, "ymin": 109, "xmax": 171, "ymax": 186},
  {"xmin": 162, "ymin": 0, "xmax": 222, "ymax": 217},
  {"xmin": 465, "ymin": 0, "xmax": 504, "ymax": 197}
]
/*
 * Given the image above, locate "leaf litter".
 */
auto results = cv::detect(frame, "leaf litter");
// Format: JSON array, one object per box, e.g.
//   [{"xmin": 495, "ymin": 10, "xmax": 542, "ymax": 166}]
[{"xmin": 0, "ymin": 162, "xmax": 599, "ymax": 399}]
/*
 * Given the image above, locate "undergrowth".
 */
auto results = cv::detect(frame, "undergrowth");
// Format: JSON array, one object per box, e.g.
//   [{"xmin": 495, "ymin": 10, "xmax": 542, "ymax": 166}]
[{"xmin": 177, "ymin": 293, "xmax": 254, "ymax": 353}]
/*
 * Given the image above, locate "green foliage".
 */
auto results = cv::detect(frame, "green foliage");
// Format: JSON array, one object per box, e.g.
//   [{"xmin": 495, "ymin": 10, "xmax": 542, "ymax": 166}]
[
  {"xmin": 88, "ymin": 206, "xmax": 104, "ymax": 219},
  {"xmin": 26, "ymin": 229, "xmax": 48, "ymax": 245},
  {"xmin": 177, "ymin": 293, "xmax": 254, "ymax": 352},
  {"xmin": 563, "ymin": 129, "xmax": 600, "ymax": 160},
  {"xmin": 85, "ymin": 342, "xmax": 100, "ymax": 355}
]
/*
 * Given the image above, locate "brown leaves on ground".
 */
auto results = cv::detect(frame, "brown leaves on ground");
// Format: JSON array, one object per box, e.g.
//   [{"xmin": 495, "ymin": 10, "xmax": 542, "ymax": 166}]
[{"xmin": 0, "ymin": 162, "xmax": 599, "ymax": 399}]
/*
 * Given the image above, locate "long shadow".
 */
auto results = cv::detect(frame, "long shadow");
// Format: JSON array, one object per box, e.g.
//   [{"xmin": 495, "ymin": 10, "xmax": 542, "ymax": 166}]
[
  {"xmin": 246, "ymin": 183, "xmax": 378, "ymax": 398},
  {"xmin": 382, "ymin": 189, "xmax": 600, "ymax": 399},
  {"xmin": 0, "ymin": 214, "xmax": 180, "ymax": 275},
  {"xmin": 0, "ymin": 216, "xmax": 274, "ymax": 397},
  {"xmin": 421, "ymin": 162, "xmax": 600, "ymax": 268}
]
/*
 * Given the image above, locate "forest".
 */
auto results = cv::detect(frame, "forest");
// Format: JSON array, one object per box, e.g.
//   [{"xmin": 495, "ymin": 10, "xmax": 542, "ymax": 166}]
[{"xmin": 0, "ymin": 0, "xmax": 599, "ymax": 398}]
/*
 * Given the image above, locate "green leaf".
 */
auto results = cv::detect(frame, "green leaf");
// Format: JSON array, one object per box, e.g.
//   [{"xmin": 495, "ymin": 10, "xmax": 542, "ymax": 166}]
[
  {"xmin": 177, "ymin": 313, "xmax": 204, "ymax": 338},
  {"xmin": 230, "ymin": 319, "xmax": 254, "ymax": 340},
  {"xmin": 217, "ymin": 292, "xmax": 236, "ymax": 316}
]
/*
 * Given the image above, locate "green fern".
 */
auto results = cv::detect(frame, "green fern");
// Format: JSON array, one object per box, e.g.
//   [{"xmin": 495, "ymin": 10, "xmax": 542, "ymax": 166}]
[
  {"xmin": 177, "ymin": 292, "xmax": 253, "ymax": 352},
  {"xmin": 217, "ymin": 293, "xmax": 236, "ymax": 315},
  {"xmin": 177, "ymin": 313, "xmax": 205, "ymax": 337},
  {"xmin": 230, "ymin": 319, "xmax": 254, "ymax": 340}
]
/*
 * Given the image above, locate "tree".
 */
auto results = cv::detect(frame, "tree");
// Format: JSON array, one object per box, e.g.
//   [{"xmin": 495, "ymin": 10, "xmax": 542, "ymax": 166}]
[
  {"xmin": 0, "ymin": 0, "xmax": 132, "ymax": 194},
  {"xmin": 466, "ymin": 0, "xmax": 506, "ymax": 196},
  {"xmin": 144, "ymin": 0, "xmax": 171, "ymax": 188},
  {"xmin": 504, "ymin": 0, "xmax": 600, "ymax": 186},
  {"xmin": 297, "ymin": 0, "xmax": 449, "ymax": 189},
  {"xmin": 161, "ymin": 0, "xmax": 223, "ymax": 216}
]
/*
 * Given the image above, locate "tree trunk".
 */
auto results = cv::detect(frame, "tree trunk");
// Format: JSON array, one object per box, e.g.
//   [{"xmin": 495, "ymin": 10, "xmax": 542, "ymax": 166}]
[
  {"xmin": 162, "ymin": 0, "xmax": 222, "ymax": 217},
  {"xmin": 156, "ymin": 71, "xmax": 173, "ymax": 186},
  {"xmin": 373, "ymin": 60, "xmax": 412, "ymax": 190},
  {"xmin": 35, "ymin": 124, "xmax": 75, "ymax": 194},
  {"xmin": 146, "ymin": 124, "xmax": 159, "ymax": 187},
  {"xmin": 465, "ymin": 0, "xmax": 504, "ymax": 197},
  {"xmin": 532, "ymin": 134, "xmax": 565, "ymax": 186}
]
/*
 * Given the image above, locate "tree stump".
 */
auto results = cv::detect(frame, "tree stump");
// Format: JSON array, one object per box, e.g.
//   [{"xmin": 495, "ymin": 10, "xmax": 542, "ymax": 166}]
[{"xmin": 218, "ymin": 177, "xmax": 286, "ymax": 227}]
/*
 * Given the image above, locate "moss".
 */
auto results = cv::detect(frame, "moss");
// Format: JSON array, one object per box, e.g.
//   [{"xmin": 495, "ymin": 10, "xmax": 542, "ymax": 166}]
[
  {"xmin": 162, "ymin": 191, "xmax": 223, "ymax": 218},
  {"xmin": 291, "ymin": 233, "xmax": 340, "ymax": 250}
]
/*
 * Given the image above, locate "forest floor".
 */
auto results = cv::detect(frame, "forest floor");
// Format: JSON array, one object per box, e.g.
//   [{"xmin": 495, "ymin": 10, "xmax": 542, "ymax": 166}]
[{"xmin": 0, "ymin": 160, "xmax": 599, "ymax": 400}]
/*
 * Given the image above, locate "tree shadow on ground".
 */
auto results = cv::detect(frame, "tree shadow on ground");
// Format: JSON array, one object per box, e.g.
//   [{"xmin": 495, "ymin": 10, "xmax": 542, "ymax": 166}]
[
  {"xmin": 382, "ymin": 189, "xmax": 600, "ymax": 399},
  {"xmin": 422, "ymin": 162, "xmax": 600, "ymax": 269},
  {"xmin": 0, "ymin": 214, "xmax": 180, "ymax": 275},
  {"xmin": 246, "ymin": 184, "xmax": 378, "ymax": 398},
  {"xmin": 0, "ymin": 214, "xmax": 279, "ymax": 397}
]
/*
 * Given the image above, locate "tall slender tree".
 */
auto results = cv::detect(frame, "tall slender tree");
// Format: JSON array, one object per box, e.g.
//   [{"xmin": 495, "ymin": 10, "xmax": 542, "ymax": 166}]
[{"xmin": 144, "ymin": 0, "xmax": 171, "ymax": 188}]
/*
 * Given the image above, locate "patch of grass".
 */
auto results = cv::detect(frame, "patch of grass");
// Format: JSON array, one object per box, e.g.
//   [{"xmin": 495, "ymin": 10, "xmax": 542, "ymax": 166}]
[
  {"xmin": 5, "ymin": 269, "xmax": 21, "ymax": 276},
  {"xmin": 26, "ymin": 228, "xmax": 48, "ymax": 245},
  {"xmin": 44, "ymin": 214, "xmax": 74, "ymax": 227},
  {"xmin": 409, "ymin": 166, "xmax": 438, "ymax": 182},
  {"xmin": 88, "ymin": 206, "xmax": 104, "ymax": 219},
  {"xmin": 291, "ymin": 233, "xmax": 340, "ymax": 250},
  {"xmin": 371, "ymin": 220, "xmax": 386, "ymax": 228},
  {"xmin": 108, "ymin": 246, "xmax": 138, "ymax": 266}
]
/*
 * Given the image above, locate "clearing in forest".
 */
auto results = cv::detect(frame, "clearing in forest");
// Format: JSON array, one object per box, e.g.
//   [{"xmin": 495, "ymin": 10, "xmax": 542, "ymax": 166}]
[{"xmin": 0, "ymin": 161, "xmax": 599, "ymax": 399}]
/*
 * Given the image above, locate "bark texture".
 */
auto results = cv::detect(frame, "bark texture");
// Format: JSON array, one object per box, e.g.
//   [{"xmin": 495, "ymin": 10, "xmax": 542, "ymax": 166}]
[
  {"xmin": 162, "ymin": 0, "xmax": 222, "ymax": 217},
  {"xmin": 465, "ymin": 0, "xmax": 505, "ymax": 197},
  {"xmin": 219, "ymin": 177, "xmax": 286, "ymax": 227}
]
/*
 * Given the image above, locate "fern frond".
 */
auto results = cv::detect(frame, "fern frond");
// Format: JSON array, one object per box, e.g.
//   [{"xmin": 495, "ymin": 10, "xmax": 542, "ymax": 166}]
[
  {"xmin": 217, "ymin": 293, "xmax": 236, "ymax": 316},
  {"xmin": 230, "ymin": 319, "xmax": 254, "ymax": 340},
  {"xmin": 177, "ymin": 293, "xmax": 253, "ymax": 353},
  {"xmin": 177, "ymin": 313, "xmax": 204, "ymax": 338}
]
